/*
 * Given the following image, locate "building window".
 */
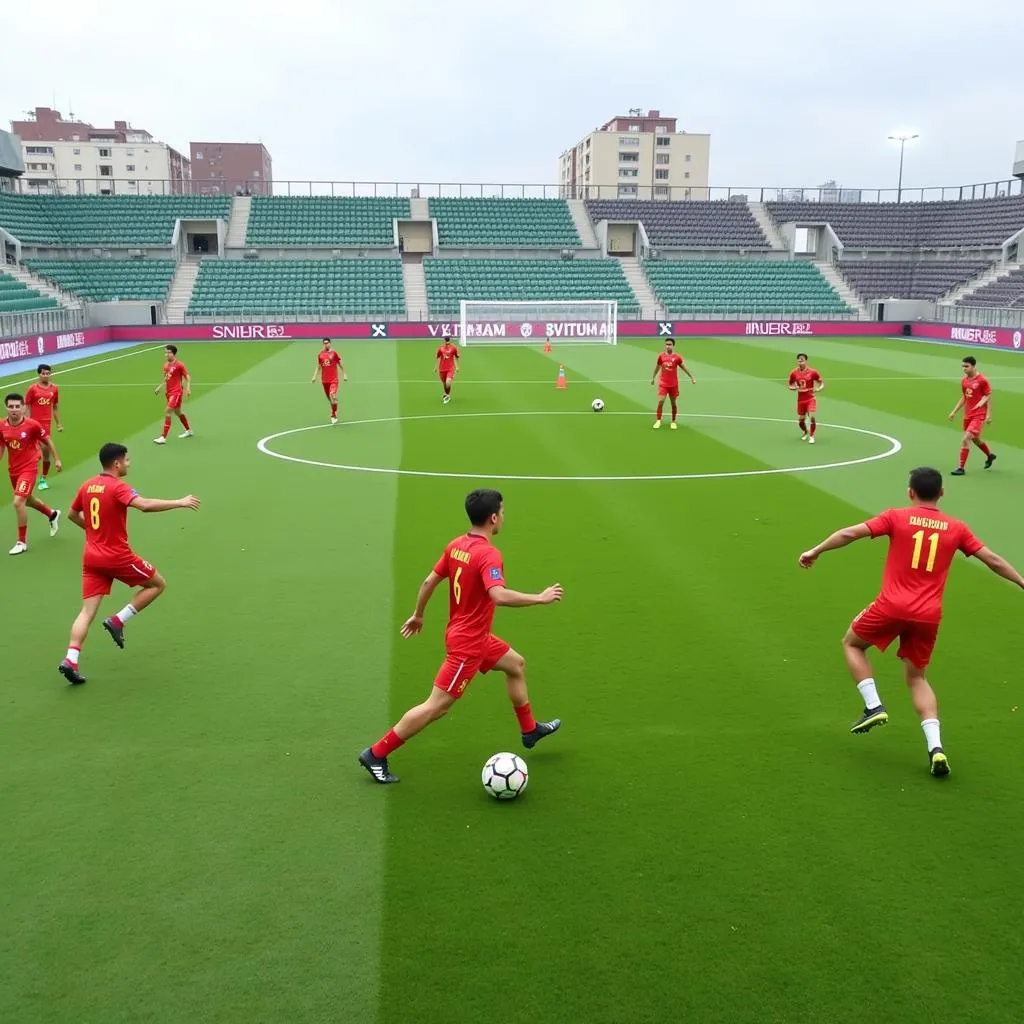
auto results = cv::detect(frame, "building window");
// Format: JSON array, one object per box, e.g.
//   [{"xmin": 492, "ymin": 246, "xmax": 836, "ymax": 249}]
[
  {"xmin": 26, "ymin": 146, "xmax": 53, "ymax": 155},
  {"xmin": 99, "ymin": 165, "xmax": 112, "ymax": 176},
  {"xmin": 98, "ymin": 148, "xmax": 111, "ymax": 157},
  {"xmin": 619, "ymin": 152, "xmax": 639, "ymax": 163},
  {"xmin": 253, "ymin": 171, "xmax": 260, "ymax": 178},
  {"xmin": 127, "ymin": 180, "xmax": 137, "ymax": 186},
  {"xmin": 126, "ymin": 164, "xmax": 135, "ymax": 172},
  {"xmin": 684, "ymin": 171, "xmax": 691, "ymax": 179},
  {"xmin": 617, "ymin": 185, "xmax": 638, "ymax": 196},
  {"xmin": 126, "ymin": 150, "xmax": 134, "ymax": 156},
  {"xmin": 618, "ymin": 137, "xmax": 640, "ymax": 147},
  {"xmin": 73, "ymin": 147, "xmax": 81, "ymax": 155},
  {"xmin": 655, "ymin": 125, "xmax": 668, "ymax": 134},
  {"xmin": 654, "ymin": 186, "xmax": 670, "ymax": 198},
  {"xmin": 656, "ymin": 137, "xmax": 670, "ymax": 147},
  {"xmin": 656, "ymin": 153, "xmax": 670, "ymax": 165},
  {"xmin": 74, "ymin": 164, "xmax": 82, "ymax": 172},
  {"xmin": 619, "ymin": 168, "xmax": 639, "ymax": 178},
  {"xmin": 655, "ymin": 169, "xmax": 669, "ymax": 180},
  {"xmin": 196, "ymin": 151, "xmax": 203, "ymax": 160},
  {"xmin": 685, "ymin": 153, "xmax": 692, "ymax": 162},
  {"xmin": 684, "ymin": 188, "xmax": 692, "ymax": 199}
]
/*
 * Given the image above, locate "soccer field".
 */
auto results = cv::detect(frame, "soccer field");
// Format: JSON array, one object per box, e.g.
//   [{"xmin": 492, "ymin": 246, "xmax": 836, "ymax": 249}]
[{"xmin": 3, "ymin": 334, "xmax": 1024, "ymax": 1024}]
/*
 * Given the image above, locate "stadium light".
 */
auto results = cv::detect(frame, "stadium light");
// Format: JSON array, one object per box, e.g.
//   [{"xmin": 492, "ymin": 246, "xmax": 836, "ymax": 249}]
[{"xmin": 888, "ymin": 133, "xmax": 920, "ymax": 203}]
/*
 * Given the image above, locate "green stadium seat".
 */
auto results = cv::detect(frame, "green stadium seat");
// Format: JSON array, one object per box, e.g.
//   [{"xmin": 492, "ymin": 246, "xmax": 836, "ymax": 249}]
[
  {"xmin": 424, "ymin": 258, "xmax": 637, "ymax": 317},
  {"xmin": 186, "ymin": 259, "xmax": 405, "ymax": 317},
  {"xmin": 245, "ymin": 197, "xmax": 410, "ymax": 246},
  {"xmin": 0, "ymin": 270, "xmax": 59, "ymax": 313},
  {"xmin": 25, "ymin": 259, "xmax": 176, "ymax": 301},
  {"xmin": 429, "ymin": 199, "xmax": 581, "ymax": 248}
]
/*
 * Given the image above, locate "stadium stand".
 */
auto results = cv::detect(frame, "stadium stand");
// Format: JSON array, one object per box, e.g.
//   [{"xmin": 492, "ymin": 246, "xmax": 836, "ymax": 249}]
[
  {"xmin": 244, "ymin": 197, "xmax": 410, "ymax": 247},
  {"xmin": 836, "ymin": 259, "xmax": 992, "ymax": 300},
  {"xmin": 956, "ymin": 267, "xmax": 1024, "ymax": 308},
  {"xmin": 26, "ymin": 259, "xmax": 176, "ymax": 301},
  {"xmin": 186, "ymin": 259, "xmax": 405, "ymax": 317},
  {"xmin": 0, "ymin": 194, "xmax": 230, "ymax": 245},
  {"xmin": 0, "ymin": 269, "xmax": 59, "ymax": 312},
  {"xmin": 429, "ymin": 199, "xmax": 581, "ymax": 248},
  {"xmin": 766, "ymin": 196, "xmax": 1024, "ymax": 248},
  {"xmin": 643, "ymin": 260, "xmax": 852, "ymax": 315},
  {"xmin": 424, "ymin": 258, "xmax": 638, "ymax": 316},
  {"xmin": 584, "ymin": 199, "xmax": 769, "ymax": 249}
]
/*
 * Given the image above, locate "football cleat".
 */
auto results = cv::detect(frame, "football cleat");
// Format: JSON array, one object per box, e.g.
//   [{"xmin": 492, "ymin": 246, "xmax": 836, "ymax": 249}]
[
  {"xmin": 929, "ymin": 747, "xmax": 951, "ymax": 777},
  {"xmin": 850, "ymin": 704, "xmax": 889, "ymax": 734},
  {"xmin": 522, "ymin": 718, "xmax": 562, "ymax": 750},
  {"xmin": 800, "ymin": 433, "xmax": 808, "ymax": 441},
  {"xmin": 359, "ymin": 748, "xmax": 400, "ymax": 784},
  {"xmin": 153, "ymin": 436, "xmax": 167, "ymax": 445},
  {"xmin": 950, "ymin": 467, "xmax": 965, "ymax": 476},
  {"xmin": 984, "ymin": 452, "xmax": 997, "ymax": 470},
  {"xmin": 809, "ymin": 436, "xmax": 816, "ymax": 444},
  {"xmin": 8, "ymin": 541, "xmax": 27, "ymax": 556},
  {"xmin": 652, "ymin": 420, "xmax": 661, "ymax": 430},
  {"xmin": 178, "ymin": 430, "xmax": 194, "ymax": 439},
  {"xmin": 48, "ymin": 509, "xmax": 61, "ymax": 537},
  {"xmin": 38, "ymin": 478, "xmax": 49, "ymax": 491},
  {"xmin": 330, "ymin": 416, "xmax": 338, "ymax": 425},
  {"xmin": 58, "ymin": 660, "xmax": 87, "ymax": 685},
  {"xmin": 442, "ymin": 394, "xmax": 451, "ymax": 405},
  {"xmin": 103, "ymin": 617, "xmax": 126, "ymax": 650},
  {"xmin": 670, "ymin": 422, "xmax": 678, "ymax": 430}
]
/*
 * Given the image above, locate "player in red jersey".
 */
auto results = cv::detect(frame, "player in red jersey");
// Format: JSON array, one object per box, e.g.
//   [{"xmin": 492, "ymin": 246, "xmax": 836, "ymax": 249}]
[
  {"xmin": 436, "ymin": 335, "xmax": 459, "ymax": 404},
  {"xmin": 799, "ymin": 466, "xmax": 1024, "ymax": 776},
  {"xmin": 948, "ymin": 355, "xmax": 995, "ymax": 475},
  {"xmin": 24, "ymin": 363, "xmax": 62, "ymax": 490},
  {"xmin": 650, "ymin": 338, "xmax": 695, "ymax": 430},
  {"xmin": 359, "ymin": 488, "xmax": 564, "ymax": 784},
  {"xmin": 58, "ymin": 442, "xmax": 200, "ymax": 685},
  {"xmin": 787, "ymin": 353, "xmax": 824, "ymax": 444},
  {"xmin": 1, "ymin": 392, "xmax": 62, "ymax": 556},
  {"xmin": 153, "ymin": 345, "xmax": 193, "ymax": 444},
  {"xmin": 310, "ymin": 337, "xmax": 347, "ymax": 424}
]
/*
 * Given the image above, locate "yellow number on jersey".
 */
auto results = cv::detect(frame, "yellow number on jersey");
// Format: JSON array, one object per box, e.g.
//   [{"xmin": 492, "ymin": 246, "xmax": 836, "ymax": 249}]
[
  {"xmin": 453, "ymin": 566, "xmax": 463, "ymax": 604},
  {"xmin": 89, "ymin": 496, "xmax": 101, "ymax": 530},
  {"xmin": 910, "ymin": 530, "xmax": 939, "ymax": 573}
]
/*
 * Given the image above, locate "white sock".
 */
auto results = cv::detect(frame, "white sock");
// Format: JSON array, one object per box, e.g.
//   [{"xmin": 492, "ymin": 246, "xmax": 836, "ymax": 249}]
[
  {"xmin": 66, "ymin": 646, "xmax": 80, "ymax": 666},
  {"xmin": 857, "ymin": 678, "xmax": 882, "ymax": 709},
  {"xmin": 116, "ymin": 604, "xmax": 138, "ymax": 624},
  {"xmin": 922, "ymin": 718, "xmax": 942, "ymax": 751}
]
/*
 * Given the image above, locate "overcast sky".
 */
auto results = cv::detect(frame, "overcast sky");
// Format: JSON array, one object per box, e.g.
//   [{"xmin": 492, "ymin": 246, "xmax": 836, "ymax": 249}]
[{"xmin": 3, "ymin": 0, "xmax": 1020, "ymax": 194}]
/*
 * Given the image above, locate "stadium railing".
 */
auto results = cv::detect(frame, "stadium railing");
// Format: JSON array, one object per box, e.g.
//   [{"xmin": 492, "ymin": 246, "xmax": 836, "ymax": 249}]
[
  {"xmin": 0, "ymin": 306, "xmax": 87, "ymax": 339},
  {"xmin": 936, "ymin": 304, "xmax": 1024, "ymax": 331}
]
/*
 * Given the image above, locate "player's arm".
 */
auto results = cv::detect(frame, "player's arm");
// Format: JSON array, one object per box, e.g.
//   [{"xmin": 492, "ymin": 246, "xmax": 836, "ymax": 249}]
[
  {"xmin": 68, "ymin": 495, "xmax": 85, "ymax": 530},
  {"xmin": 650, "ymin": 357, "xmax": 661, "ymax": 385},
  {"xmin": 338, "ymin": 355, "xmax": 348, "ymax": 383},
  {"xmin": 799, "ymin": 522, "xmax": 873, "ymax": 567},
  {"xmin": 787, "ymin": 372, "xmax": 797, "ymax": 391},
  {"xmin": 182, "ymin": 369, "xmax": 192, "ymax": 398},
  {"xmin": 53, "ymin": 392, "xmax": 63, "ymax": 431},
  {"xmin": 311, "ymin": 360, "xmax": 320, "ymax": 384},
  {"xmin": 129, "ymin": 494, "xmax": 201, "ymax": 513},
  {"xmin": 814, "ymin": 373, "xmax": 824, "ymax": 392},
  {"xmin": 488, "ymin": 583, "xmax": 564, "ymax": 607},
  {"xmin": 680, "ymin": 358, "xmax": 696, "ymax": 384},
  {"xmin": 948, "ymin": 396, "xmax": 965, "ymax": 419},
  {"xmin": 41, "ymin": 432, "xmax": 62, "ymax": 473},
  {"xmin": 400, "ymin": 571, "xmax": 444, "ymax": 637},
  {"xmin": 972, "ymin": 547, "xmax": 1024, "ymax": 589}
]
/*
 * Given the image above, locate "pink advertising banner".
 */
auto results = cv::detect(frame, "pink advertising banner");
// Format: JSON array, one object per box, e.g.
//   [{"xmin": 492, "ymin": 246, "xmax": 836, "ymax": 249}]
[
  {"xmin": 0, "ymin": 327, "xmax": 111, "ymax": 368},
  {"xmin": 910, "ymin": 322, "xmax": 1024, "ymax": 351}
]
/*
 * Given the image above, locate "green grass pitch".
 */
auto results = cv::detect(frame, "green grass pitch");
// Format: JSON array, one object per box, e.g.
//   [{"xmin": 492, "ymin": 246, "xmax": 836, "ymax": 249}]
[{"xmin": 3, "ymin": 335, "xmax": 1024, "ymax": 1024}]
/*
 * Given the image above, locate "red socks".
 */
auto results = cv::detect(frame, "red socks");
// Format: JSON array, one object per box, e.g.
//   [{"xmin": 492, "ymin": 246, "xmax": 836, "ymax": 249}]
[
  {"xmin": 959, "ymin": 447, "xmax": 969, "ymax": 469},
  {"xmin": 162, "ymin": 417, "xmax": 171, "ymax": 438},
  {"xmin": 799, "ymin": 416, "xmax": 807, "ymax": 434},
  {"xmin": 670, "ymin": 402, "xmax": 678, "ymax": 423},
  {"xmin": 515, "ymin": 702, "xmax": 537, "ymax": 733},
  {"xmin": 809, "ymin": 419, "xmax": 817, "ymax": 438},
  {"xmin": 179, "ymin": 414, "xmax": 191, "ymax": 431},
  {"xmin": 974, "ymin": 440, "xmax": 991, "ymax": 456},
  {"xmin": 17, "ymin": 525, "xmax": 27, "ymax": 543},
  {"xmin": 655, "ymin": 406, "xmax": 664, "ymax": 421},
  {"xmin": 37, "ymin": 502, "xmax": 54, "ymax": 519},
  {"xmin": 42, "ymin": 459, "xmax": 51, "ymax": 476},
  {"xmin": 371, "ymin": 729, "xmax": 405, "ymax": 759},
  {"xmin": 330, "ymin": 401, "xmax": 338, "ymax": 416}
]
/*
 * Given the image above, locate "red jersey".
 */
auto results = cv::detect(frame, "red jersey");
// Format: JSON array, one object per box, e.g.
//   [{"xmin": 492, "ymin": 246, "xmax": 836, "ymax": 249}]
[
  {"xmin": 865, "ymin": 506, "xmax": 983, "ymax": 623},
  {"xmin": 24, "ymin": 382, "xmax": 59, "ymax": 426},
  {"xmin": 432, "ymin": 533, "xmax": 506, "ymax": 655},
  {"xmin": 163, "ymin": 360, "xmax": 189, "ymax": 396},
  {"xmin": 70, "ymin": 473, "xmax": 138, "ymax": 564},
  {"xmin": 656, "ymin": 352, "xmax": 684, "ymax": 386},
  {"xmin": 437, "ymin": 344, "xmax": 459, "ymax": 372},
  {"xmin": 789, "ymin": 368, "xmax": 821, "ymax": 393},
  {"xmin": 961, "ymin": 373, "xmax": 991, "ymax": 418},
  {"xmin": 0, "ymin": 417, "xmax": 48, "ymax": 475},
  {"xmin": 317, "ymin": 349, "xmax": 342, "ymax": 383}
]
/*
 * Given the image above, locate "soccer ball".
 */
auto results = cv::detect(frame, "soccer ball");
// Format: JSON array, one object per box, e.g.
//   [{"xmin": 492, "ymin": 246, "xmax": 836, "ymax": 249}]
[
  {"xmin": 592, "ymin": 398, "xmax": 605, "ymax": 412},
  {"xmin": 481, "ymin": 752, "xmax": 529, "ymax": 800}
]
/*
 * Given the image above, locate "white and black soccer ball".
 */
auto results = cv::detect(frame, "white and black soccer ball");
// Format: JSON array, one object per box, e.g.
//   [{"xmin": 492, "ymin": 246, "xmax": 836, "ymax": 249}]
[
  {"xmin": 591, "ymin": 398, "xmax": 605, "ymax": 412},
  {"xmin": 482, "ymin": 752, "xmax": 529, "ymax": 800}
]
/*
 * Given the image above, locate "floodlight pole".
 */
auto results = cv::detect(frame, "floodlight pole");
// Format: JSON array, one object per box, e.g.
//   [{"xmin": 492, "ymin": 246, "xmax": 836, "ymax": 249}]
[{"xmin": 888, "ymin": 133, "xmax": 919, "ymax": 203}]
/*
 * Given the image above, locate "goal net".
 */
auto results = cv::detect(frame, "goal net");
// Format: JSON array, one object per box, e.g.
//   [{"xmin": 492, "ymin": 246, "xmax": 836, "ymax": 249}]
[{"xmin": 458, "ymin": 299, "xmax": 618, "ymax": 346}]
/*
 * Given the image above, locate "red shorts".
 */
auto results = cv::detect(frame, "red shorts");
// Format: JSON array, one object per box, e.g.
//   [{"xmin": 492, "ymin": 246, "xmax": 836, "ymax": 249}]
[
  {"xmin": 9, "ymin": 471, "xmax": 36, "ymax": 497},
  {"xmin": 850, "ymin": 602, "xmax": 939, "ymax": 669},
  {"xmin": 166, "ymin": 391, "xmax": 183, "ymax": 411},
  {"xmin": 82, "ymin": 554, "xmax": 158, "ymax": 600},
  {"xmin": 657, "ymin": 384, "xmax": 680, "ymax": 399},
  {"xmin": 439, "ymin": 368, "xmax": 455, "ymax": 383},
  {"xmin": 433, "ymin": 634, "xmax": 511, "ymax": 699},
  {"xmin": 797, "ymin": 396, "xmax": 817, "ymax": 415},
  {"xmin": 322, "ymin": 380, "xmax": 339, "ymax": 399},
  {"xmin": 963, "ymin": 415, "xmax": 985, "ymax": 438}
]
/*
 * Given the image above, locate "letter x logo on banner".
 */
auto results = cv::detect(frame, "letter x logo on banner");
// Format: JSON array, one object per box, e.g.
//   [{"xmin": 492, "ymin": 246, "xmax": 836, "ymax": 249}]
[
  {"xmin": 658, "ymin": 322, "xmax": 673, "ymax": 336},
  {"xmin": 371, "ymin": 324, "xmax": 387, "ymax": 338}
]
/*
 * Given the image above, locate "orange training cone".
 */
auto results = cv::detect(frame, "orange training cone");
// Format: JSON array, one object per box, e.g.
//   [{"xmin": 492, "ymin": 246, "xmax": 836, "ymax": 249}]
[
  {"xmin": 543, "ymin": 339, "xmax": 552, "ymax": 353},
  {"xmin": 556, "ymin": 364, "xmax": 567, "ymax": 389}
]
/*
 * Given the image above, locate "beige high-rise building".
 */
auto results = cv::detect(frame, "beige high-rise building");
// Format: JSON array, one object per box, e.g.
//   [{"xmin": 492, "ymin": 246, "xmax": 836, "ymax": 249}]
[{"xmin": 559, "ymin": 109, "xmax": 710, "ymax": 201}]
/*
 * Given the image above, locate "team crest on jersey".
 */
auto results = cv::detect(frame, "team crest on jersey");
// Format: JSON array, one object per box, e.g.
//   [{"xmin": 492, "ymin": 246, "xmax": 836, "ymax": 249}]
[{"xmin": 489, "ymin": 567, "xmax": 502, "ymax": 580}]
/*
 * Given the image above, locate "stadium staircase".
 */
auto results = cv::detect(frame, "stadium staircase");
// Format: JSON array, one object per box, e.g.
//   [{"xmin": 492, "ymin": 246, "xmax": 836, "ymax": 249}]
[
  {"xmin": 618, "ymin": 256, "xmax": 662, "ymax": 318},
  {"xmin": 943, "ymin": 262, "xmax": 1020, "ymax": 305},
  {"xmin": 409, "ymin": 197, "xmax": 430, "ymax": 219},
  {"xmin": 816, "ymin": 261, "xmax": 869, "ymax": 318},
  {"xmin": 401, "ymin": 256, "xmax": 428, "ymax": 320},
  {"xmin": 3, "ymin": 262, "xmax": 79, "ymax": 307},
  {"xmin": 747, "ymin": 201, "xmax": 788, "ymax": 251},
  {"xmin": 227, "ymin": 196, "xmax": 253, "ymax": 248},
  {"xmin": 164, "ymin": 258, "xmax": 201, "ymax": 324},
  {"xmin": 568, "ymin": 200, "xmax": 600, "ymax": 249}
]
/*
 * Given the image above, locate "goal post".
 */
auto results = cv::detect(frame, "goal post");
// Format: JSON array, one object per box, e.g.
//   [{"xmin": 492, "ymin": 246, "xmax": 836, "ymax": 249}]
[{"xmin": 458, "ymin": 299, "xmax": 618, "ymax": 346}]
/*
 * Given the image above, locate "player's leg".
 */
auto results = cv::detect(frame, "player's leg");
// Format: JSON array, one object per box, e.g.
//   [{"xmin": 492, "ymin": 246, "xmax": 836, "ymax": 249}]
[
  {"xmin": 969, "ymin": 423, "xmax": 995, "ymax": 468},
  {"xmin": 843, "ymin": 608, "xmax": 894, "ymax": 732},
  {"xmin": 487, "ymin": 641, "xmax": 561, "ymax": 749},
  {"xmin": 27, "ymin": 492, "xmax": 58, "ymax": 533},
  {"xmin": 797, "ymin": 404, "xmax": 808, "ymax": 439},
  {"xmin": 329, "ymin": 383, "xmax": 339, "ymax": 423},
  {"xmin": 39, "ymin": 448, "xmax": 51, "ymax": 489},
  {"xmin": 953, "ymin": 426, "xmax": 974, "ymax": 473},
  {"xmin": 442, "ymin": 373, "xmax": 453, "ymax": 403},
  {"xmin": 654, "ymin": 391, "xmax": 666, "ymax": 428},
  {"xmin": 59, "ymin": 594, "xmax": 105, "ymax": 684},
  {"xmin": 155, "ymin": 402, "xmax": 174, "ymax": 443},
  {"xmin": 176, "ymin": 407, "xmax": 193, "ymax": 437},
  {"xmin": 897, "ymin": 625, "xmax": 948, "ymax": 776},
  {"xmin": 808, "ymin": 399, "xmax": 817, "ymax": 443},
  {"xmin": 103, "ymin": 562, "xmax": 165, "ymax": 648},
  {"xmin": 669, "ymin": 394, "xmax": 679, "ymax": 428}
]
